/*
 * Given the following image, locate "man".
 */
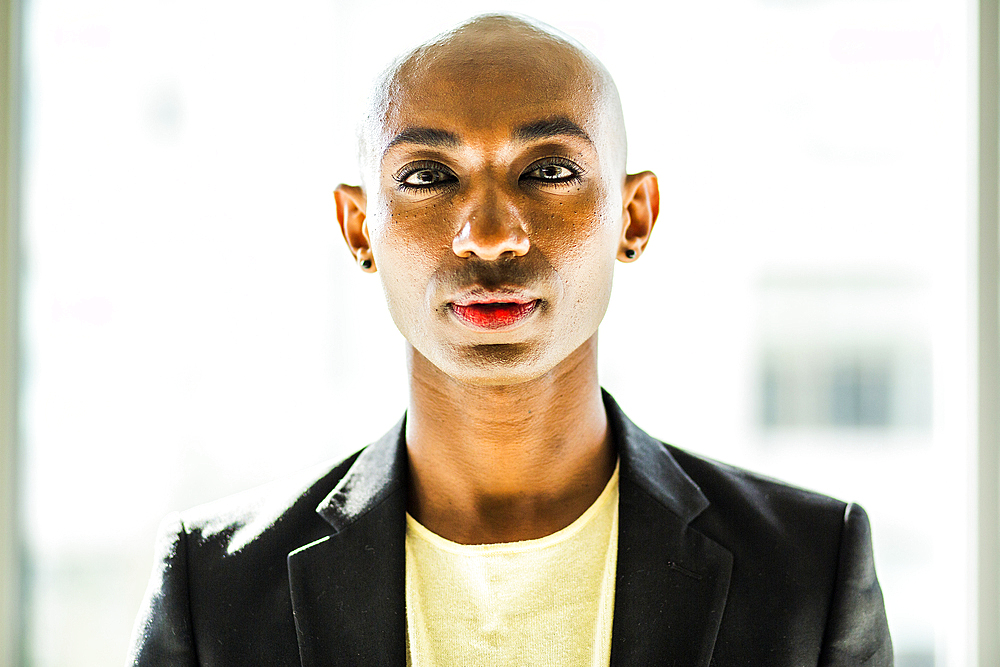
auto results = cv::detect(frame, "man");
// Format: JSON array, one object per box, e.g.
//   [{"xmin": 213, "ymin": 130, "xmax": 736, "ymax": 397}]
[{"xmin": 130, "ymin": 13, "xmax": 892, "ymax": 667}]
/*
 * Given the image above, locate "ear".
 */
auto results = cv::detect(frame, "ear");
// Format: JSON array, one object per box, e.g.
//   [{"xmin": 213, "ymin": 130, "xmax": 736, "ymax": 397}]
[
  {"xmin": 334, "ymin": 184, "xmax": 375, "ymax": 272},
  {"xmin": 617, "ymin": 171, "xmax": 659, "ymax": 262}
]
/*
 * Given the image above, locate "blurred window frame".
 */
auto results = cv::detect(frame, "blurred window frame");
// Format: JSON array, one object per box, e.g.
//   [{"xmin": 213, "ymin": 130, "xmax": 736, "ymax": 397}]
[
  {"xmin": 1, "ymin": 0, "xmax": 23, "ymax": 665},
  {"xmin": 976, "ymin": 1, "xmax": 1000, "ymax": 665}
]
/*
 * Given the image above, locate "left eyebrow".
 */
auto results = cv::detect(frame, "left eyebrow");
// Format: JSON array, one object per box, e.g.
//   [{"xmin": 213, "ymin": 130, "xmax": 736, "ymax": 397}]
[{"xmin": 514, "ymin": 117, "xmax": 592, "ymax": 144}]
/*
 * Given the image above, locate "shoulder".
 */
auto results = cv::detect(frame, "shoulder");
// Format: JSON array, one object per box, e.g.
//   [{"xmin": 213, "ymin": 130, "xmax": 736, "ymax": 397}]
[
  {"xmin": 169, "ymin": 448, "xmax": 364, "ymax": 558},
  {"xmin": 607, "ymin": 391, "xmax": 849, "ymax": 544},
  {"xmin": 660, "ymin": 444, "xmax": 892, "ymax": 663},
  {"xmin": 131, "ymin": 449, "xmax": 368, "ymax": 664},
  {"xmin": 666, "ymin": 444, "xmax": 847, "ymax": 516},
  {"xmin": 662, "ymin": 444, "xmax": 851, "ymax": 558}
]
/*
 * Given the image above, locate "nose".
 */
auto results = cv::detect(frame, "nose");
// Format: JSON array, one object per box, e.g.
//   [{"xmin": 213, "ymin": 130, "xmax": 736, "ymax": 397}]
[{"xmin": 451, "ymin": 184, "xmax": 530, "ymax": 261}]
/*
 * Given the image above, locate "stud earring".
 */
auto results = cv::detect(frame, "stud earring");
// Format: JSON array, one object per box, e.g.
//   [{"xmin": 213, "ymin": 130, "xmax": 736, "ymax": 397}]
[
  {"xmin": 624, "ymin": 248, "xmax": 637, "ymax": 259},
  {"xmin": 360, "ymin": 258, "xmax": 373, "ymax": 270}
]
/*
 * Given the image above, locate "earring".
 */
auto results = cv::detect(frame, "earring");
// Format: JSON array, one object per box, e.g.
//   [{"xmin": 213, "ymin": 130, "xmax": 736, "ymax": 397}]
[
  {"xmin": 624, "ymin": 248, "xmax": 637, "ymax": 259},
  {"xmin": 360, "ymin": 258, "xmax": 373, "ymax": 270}
]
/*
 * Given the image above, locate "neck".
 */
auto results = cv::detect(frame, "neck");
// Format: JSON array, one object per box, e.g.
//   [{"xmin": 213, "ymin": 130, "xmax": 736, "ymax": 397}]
[{"xmin": 404, "ymin": 334, "xmax": 615, "ymax": 545}]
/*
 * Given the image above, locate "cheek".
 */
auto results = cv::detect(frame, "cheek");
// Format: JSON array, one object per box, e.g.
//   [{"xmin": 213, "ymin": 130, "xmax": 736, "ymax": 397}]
[
  {"xmin": 368, "ymin": 200, "xmax": 453, "ymax": 324},
  {"xmin": 370, "ymin": 200, "xmax": 449, "ymax": 275},
  {"xmin": 537, "ymin": 194, "xmax": 620, "ymax": 296}
]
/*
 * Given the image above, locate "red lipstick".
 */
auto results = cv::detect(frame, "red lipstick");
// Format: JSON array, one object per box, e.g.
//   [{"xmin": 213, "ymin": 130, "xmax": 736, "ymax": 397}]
[{"xmin": 449, "ymin": 291, "xmax": 539, "ymax": 330}]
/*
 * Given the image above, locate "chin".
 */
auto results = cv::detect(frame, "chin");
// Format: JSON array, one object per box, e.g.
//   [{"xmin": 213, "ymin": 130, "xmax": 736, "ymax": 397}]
[{"xmin": 435, "ymin": 342, "xmax": 560, "ymax": 387}]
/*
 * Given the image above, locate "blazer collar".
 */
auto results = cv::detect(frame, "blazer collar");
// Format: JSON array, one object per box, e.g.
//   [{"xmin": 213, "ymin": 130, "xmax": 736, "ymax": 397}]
[
  {"xmin": 287, "ymin": 418, "xmax": 409, "ymax": 667},
  {"xmin": 314, "ymin": 415, "xmax": 408, "ymax": 533},
  {"xmin": 603, "ymin": 390, "xmax": 709, "ymax": 524},
  {"xmin": 288, "ymin": 392, "xmax": 732, "ymax": 667},
  {"xmin": 307, "ymin": 391, "xmax": 711, "ymax": 533},
  {"xmin": 603, "ymin": 391, "xmax": 732, "ymax": 667}
]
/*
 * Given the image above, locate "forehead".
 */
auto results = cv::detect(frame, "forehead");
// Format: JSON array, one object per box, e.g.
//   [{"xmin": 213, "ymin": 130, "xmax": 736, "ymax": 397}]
[{"xmin": 379, "ymin": 36, "xmax": 603, "ymax": 151}]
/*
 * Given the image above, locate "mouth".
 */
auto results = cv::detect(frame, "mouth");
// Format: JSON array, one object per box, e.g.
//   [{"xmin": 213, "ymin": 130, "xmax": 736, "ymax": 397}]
[{"xmin": 449, "ymin": 292, "xmax": 541, "ymax": 331}]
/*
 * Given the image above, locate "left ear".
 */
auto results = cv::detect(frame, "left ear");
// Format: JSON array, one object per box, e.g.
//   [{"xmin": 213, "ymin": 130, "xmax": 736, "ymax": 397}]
[{"xmin": 617, "ymin": 171, "xmax": 659, "ymax": 262}]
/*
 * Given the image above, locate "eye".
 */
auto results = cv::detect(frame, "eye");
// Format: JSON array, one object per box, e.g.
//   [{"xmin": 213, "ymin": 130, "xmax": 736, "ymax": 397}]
[
  {"xmin": 533, "ymin": 164, "xmax": 573, "ymax": 180},
  {"xmin": 394, "ymin": 161, "xmax": 456, "ymax": 191},
  {"xmin": 522, "ymin": 158, "xmax": 582, "ymax": 185},
  {"xmin": 404, "ymin": 168, "xmax": 450, "ymax": 186}
]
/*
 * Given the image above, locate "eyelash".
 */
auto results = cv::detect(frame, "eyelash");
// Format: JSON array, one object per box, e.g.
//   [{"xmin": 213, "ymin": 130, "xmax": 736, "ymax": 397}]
[
  {"xmin": 521, "ymin": 157, "xmax": 583, "ymax": 187},
  {"xmin": 392, "ymin": 157, "xmax": 584, "ymax": 193},
  {"xmin": 393, "ymin": 161, "xmax": 458, "ymax": 193}
]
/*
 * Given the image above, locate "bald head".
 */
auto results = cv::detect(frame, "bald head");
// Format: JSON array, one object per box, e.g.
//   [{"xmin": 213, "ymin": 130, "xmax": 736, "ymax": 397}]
[{"xmin": 357, "ymin": 14, "xmax": 628, "ymax": 188}]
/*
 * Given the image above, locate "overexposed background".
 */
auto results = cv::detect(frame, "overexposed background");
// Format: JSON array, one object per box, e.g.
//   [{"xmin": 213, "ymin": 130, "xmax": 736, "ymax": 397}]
[{"xmin": 20, "ymin": 1, "xmax": 971, "ymax": 665}]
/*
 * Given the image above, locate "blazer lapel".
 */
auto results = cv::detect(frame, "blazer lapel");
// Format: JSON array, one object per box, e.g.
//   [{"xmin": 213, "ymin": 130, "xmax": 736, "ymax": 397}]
[
  {"xmin": 287, "ymin": 418, "xmax": 408, "ymax": 667},
  {"xmin": 605, "ymin": 392, "xmax": 733, "ymax": 667}
]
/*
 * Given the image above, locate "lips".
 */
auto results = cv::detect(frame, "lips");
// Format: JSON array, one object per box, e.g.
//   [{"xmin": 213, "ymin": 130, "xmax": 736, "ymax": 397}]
[{"xmin": 450, "ymin": 299, "xmax": 539, "ymax": 330}]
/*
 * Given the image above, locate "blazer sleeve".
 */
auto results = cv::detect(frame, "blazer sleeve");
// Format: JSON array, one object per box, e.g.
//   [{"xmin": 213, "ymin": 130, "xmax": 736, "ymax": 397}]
[
  {"xmin": 127, "ymin": 512, "xmax": 199, "ymax": 667},
  {"xmin": 817, "ymin": 502, "xmax": 894, "ymax": 667}
]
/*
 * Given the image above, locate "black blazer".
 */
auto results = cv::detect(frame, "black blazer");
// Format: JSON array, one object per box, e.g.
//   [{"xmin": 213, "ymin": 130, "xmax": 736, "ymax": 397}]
[{"xmin": 129, "ymin": 392, "xmax": 893, "ymax": 666}]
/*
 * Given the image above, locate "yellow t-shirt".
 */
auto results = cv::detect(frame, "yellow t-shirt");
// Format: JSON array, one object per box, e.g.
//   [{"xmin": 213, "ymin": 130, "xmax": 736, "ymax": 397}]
[{"xmin": 404, "ymin": 461, "xmax": 619, "ymax": 667}]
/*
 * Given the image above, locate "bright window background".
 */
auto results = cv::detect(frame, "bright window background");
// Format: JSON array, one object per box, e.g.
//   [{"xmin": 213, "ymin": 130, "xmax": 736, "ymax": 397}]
[{"xmin": 20, "ymin": 1, "xmax": 971, "ymax": 665}]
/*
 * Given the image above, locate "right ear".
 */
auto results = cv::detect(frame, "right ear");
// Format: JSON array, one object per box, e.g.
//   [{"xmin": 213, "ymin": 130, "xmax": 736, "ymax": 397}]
[{"xmin": 334, "ymin": 184, "xmax": 375, "ymax": 272}]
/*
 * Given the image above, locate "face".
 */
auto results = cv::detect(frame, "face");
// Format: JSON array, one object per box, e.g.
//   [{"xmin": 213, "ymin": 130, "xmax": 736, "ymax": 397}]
[{"xmin": 339, "ymin": 33, "xmax": 655, "ymax": 386}]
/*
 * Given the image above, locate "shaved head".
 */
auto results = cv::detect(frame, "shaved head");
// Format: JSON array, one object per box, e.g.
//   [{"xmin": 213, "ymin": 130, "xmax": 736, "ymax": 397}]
[{"xmin": 357, "ymin": 14, "xmax": 628, "ymax": 189}]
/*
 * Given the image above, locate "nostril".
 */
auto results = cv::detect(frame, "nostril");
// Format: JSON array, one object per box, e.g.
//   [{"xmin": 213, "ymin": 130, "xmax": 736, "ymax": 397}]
[{"xmin": 452, "ymin": 227, "xmax": 530, "ymax": 260}]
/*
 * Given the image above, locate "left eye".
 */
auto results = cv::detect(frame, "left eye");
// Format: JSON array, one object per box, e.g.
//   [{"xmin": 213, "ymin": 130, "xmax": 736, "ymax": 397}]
[{"xmin": 525, "ymin": 163, "xmax": 576, "ymax": 181}]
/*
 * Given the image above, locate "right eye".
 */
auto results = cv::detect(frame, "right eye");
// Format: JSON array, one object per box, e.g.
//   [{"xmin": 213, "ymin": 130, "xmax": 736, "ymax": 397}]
[
  {"xmin": 395, "ymin": 163, "xmax": 456, "ymax": 190},
  {"xmin": 405, "ymin": 169, "xmax": 448, "ymax": 186}
]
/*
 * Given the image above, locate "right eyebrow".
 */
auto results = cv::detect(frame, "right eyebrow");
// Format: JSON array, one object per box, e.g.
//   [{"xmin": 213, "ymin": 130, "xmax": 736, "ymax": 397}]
[{"xmin": 384, "ymin": 127, "xmax": 461, "ymax": 154}]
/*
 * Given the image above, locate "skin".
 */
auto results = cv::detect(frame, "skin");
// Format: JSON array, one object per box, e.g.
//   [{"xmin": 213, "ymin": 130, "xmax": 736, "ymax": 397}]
[{"xmin": 335, "ymin": 14, "xmax": 659, "ymax": 545}]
